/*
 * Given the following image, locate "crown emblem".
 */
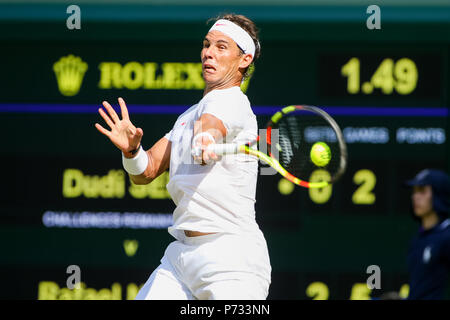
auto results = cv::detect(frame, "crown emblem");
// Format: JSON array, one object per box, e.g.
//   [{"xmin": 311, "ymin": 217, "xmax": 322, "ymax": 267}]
[
  {"xmin": 123, "ymin": 239, "xmax": 139, "ymax": 257},
  {"xmin": 53, "ymin": 55, "xmax": 88, "ymax": 96}
]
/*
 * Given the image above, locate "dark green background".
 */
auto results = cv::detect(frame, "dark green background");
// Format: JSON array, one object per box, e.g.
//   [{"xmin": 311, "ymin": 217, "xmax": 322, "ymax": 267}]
[{"xmin": 0, "ymin": 1, "xmax": 449, "ymax": 300}]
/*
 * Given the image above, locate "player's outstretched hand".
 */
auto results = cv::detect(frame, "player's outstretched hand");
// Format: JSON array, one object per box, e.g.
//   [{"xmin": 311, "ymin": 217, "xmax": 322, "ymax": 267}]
[{"xmin": 95, "ymin": 97, "xmax": 143, "ymax": 156}]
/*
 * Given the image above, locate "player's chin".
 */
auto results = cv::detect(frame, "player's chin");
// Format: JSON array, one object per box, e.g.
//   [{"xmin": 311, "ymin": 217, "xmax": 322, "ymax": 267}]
[
  {"xmin": 413, "ymin": 209, "xmax": 426, "ymax": 217},
  {"xmin": 202, "ymin": 71, "xmax": 219, "ymax": 84}
]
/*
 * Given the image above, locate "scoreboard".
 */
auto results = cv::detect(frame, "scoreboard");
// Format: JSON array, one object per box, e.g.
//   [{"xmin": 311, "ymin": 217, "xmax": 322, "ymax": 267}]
[{"xmin": 0, "ymin": 5, "xmax": 449, "ymax": 300}]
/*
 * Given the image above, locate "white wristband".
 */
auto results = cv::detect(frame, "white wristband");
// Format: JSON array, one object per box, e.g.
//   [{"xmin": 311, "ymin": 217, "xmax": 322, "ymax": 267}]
[{"xmin": 122, "ymin": 146, "xmax": 149, "ymax": 175}]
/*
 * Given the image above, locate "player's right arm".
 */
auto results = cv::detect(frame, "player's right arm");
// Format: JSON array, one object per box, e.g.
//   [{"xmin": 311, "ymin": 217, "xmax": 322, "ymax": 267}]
[
  {"xmin": 128, "ymin": 136, "xmax": 171, "ymax": 185},
  {"xmin": 95, "ymin": 97, "xmax": 171, "ymax": 185}
]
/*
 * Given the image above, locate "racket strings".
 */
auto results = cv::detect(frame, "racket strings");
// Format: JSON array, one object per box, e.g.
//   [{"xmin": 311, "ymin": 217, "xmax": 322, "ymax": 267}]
[{"xmin": 274, "ymin": 110, "xmax": 342, "ymax": 182}]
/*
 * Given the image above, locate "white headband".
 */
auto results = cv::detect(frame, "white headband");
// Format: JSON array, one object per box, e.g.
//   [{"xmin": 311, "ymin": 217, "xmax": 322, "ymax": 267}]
[{"xmin": 209, "ymin": 19, "xmax": 256, "ymax": 58}]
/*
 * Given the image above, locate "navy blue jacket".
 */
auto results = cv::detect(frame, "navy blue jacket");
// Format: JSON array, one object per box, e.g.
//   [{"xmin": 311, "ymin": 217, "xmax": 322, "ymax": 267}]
[{"xmin": 407, "ymin": 219, "xmax": 450, "ymax": 299}]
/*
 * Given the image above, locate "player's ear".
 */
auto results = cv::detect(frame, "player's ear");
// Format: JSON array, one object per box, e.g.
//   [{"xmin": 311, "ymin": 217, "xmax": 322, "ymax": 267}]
[{"xmin": 239, "ymin": 53, "xmax": 253, "ymax": 69}]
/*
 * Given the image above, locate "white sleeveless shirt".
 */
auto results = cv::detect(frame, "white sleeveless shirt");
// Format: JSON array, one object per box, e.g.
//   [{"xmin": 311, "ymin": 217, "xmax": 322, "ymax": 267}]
[{"xmin": 163, "ymin": 86, "xmax": 261, "ymax": 241}]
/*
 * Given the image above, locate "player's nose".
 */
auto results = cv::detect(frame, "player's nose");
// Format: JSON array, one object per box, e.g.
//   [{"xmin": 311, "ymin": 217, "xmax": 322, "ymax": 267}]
[{"xmin": 202, "ymin": 46, "xmax": 215, "ymax": 61}]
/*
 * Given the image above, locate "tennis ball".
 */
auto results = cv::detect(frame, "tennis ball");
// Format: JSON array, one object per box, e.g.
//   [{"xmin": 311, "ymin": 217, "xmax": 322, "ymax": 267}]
[
  {"xmin": 310, "ymin": 142, "xmax": 331, "ymax": 167},
  {"xmin": 278, "ymin": 178, "xmax": 295, "ymax": 195}
]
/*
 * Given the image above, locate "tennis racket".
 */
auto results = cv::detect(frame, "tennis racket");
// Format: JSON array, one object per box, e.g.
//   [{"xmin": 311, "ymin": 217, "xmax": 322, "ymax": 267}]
[{"xmin": 192, "ymin": 105, "xmax": 347, "ymax": 189}]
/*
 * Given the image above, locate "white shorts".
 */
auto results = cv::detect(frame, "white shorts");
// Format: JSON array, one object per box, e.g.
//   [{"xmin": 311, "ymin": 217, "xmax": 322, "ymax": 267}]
[{"xmin": 135, "ymin": 231, "xmax": 271, "ymax": 300}]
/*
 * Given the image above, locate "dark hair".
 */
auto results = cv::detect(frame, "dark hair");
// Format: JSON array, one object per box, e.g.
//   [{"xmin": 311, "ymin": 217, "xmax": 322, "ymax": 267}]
[{"xmin": 207, "ymin": 13, "xmax": 261, "ymax": 79}]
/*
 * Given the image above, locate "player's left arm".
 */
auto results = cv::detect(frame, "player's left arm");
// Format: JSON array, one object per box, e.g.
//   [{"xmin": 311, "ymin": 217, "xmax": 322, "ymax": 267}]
[{"xmin": 192, "ymin": 113, "xmax": 227, "ymax": 164}]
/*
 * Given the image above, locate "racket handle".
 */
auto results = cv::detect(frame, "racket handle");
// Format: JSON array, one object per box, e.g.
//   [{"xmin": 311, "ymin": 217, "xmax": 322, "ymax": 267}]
[
  {"xmin": 191, "ymin": 144, "xmax": 239, "ymax": 157},
  {"xmin": 207, "ymin": 143, "xmax": 239, "ymax": 155}
]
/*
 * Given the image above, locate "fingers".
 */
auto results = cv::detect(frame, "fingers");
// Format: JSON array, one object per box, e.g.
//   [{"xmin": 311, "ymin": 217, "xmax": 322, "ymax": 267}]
[
  {"xmin": 102, "ymin": 100, "xmax": 120, "ymax": 123},
  {"xmin": 194, "ymin": 144, "xmax": 220, "ymax": 165},
  {"xmin": 191, "ymin": 132, "xmax": 220, "ymax": 165},
  {"xmin": 191, "ymin": 144, "xmax": 204, "ymax": 164},
  {"xmin": 126, "ymin": 127, "xmax": 144, "ymax": 152},
  {"xmin": 203, "ymin": 149, "xmax": 219, "ymax": 163},
  {"xmin": 135, "ymin": 127, "xmax": 144, "ymax": 138},
  {"xmin": 126, "ymin": 126, "xmax": 142, "ymax": 137},
  {"xmin": 202, "ymin": 150, "xmax": 211, "ymax": 163},
  {"xmin": 127, "ymin": 126, "xmax": 136, "ymax": 136},
  {"xmin": 118, "ymin": 97, "xmax": 129, "ymax": 120},
  {"xmin": 199, "ymin": 136, "xmax": 218, "ymax": 160},
  {"xmin": 94, "ymin": 123, "xmax": 111, "ymax": 137},
  {"xmin": 201, "ymin": 151, "xmax": 219, "ymax": 165},
  {"xmin": 98, "ymin": 108, "xmax": 115, "ymax": 130},
  {"xmin": 209, "ymin": 151, "xmax": 220, "ymax": 161},
  {"xmin": 193, "ymin": 133, "xmax": 214, "ymax": 147}
]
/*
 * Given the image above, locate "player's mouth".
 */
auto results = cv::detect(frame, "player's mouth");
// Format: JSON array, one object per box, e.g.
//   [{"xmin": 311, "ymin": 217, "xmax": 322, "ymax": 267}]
[{"xmin": 203, "ymin": 64, "xmax": 216, "ymax": 73}]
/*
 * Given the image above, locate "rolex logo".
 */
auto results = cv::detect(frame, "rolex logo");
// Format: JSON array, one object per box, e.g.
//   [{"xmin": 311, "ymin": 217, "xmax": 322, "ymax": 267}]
[{"xmin": 53, "ymin": 55, "xmax": 88, "ymax": 96}]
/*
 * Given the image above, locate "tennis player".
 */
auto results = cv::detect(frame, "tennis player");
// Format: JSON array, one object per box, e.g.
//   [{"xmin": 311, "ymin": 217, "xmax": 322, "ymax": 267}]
[{"xmin": 95, "ymin": 14, "xmax": 271, "ymax": 300}]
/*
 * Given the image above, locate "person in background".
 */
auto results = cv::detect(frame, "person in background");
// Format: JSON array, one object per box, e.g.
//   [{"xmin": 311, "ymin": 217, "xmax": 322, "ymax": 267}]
[{"xmin": 404, "ymin": 168, "xmax": 450, "ymax": 300}]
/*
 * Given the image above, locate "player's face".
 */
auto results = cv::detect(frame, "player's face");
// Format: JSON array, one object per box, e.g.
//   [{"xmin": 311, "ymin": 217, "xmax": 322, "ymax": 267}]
[
  {"xmin": 411, "ymin": 185, "xmax": 434, "ymax": 218},
  {"xmin": 201, "ymin": 31, "xmax": 245, "ymax": 85}
]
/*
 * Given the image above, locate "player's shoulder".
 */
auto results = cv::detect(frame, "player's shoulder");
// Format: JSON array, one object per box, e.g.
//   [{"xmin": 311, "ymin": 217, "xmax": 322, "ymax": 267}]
[
  {"xmin": 205, "ymin": 87, "xmax": 253, "ymax": 115},
  {"xmin": 176, "ymin": 103, "xmax": 198, "ymax": 121},
  {"xmin": 206, "ymin": 86, "xmax": 249, "ymax": 104}
]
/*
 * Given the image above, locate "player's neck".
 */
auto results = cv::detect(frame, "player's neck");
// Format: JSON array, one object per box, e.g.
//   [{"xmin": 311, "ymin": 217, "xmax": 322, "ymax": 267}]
[
  {"xmin": 203, "ymin": 78, "xmax": 241, "ymax": 96},
  {"xmin": 421, "ymin": 211, "xmax": 439, "ymax": 230}
]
